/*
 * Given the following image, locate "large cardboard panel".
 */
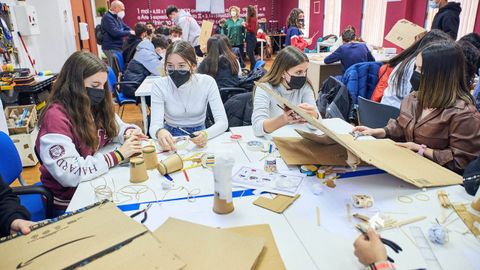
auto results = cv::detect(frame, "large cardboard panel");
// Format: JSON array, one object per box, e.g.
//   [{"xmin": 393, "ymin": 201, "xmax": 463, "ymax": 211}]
[
  {"xmin": 224, "ymin": 224, "xmax": 286, "ymax": 270},
  {"xmin": 385, "ymin": 19, "xmax": 426, "ymax": 49},
  {"xmin": 0, "ymin": 202, "xmax": 148, "ymax": 270},
  {"xmin": 199, "ymin": 20, "xmax": 214, "ymax": 51},
  {"xmin": 255, "ymin": 82, "xmax": 462, "ymax": 188}
]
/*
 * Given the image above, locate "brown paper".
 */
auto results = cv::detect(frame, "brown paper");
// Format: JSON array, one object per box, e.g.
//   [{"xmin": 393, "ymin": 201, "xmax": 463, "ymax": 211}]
[
  {"xmin": 452, "ymin": 203, "xmax": 480, "ymax": 237},
  {"xmin": 158, "ymin": 153, "xmax": 184, "ymax": 175},
  {"xmin": 385, "ymin": 19, "xmax": 426, "ymax": 49},
  {"xmin": 273, "ymin": 137, "xmax": 348, "ymax": 166},
  {"xmin": 0, "ymin": 202, "xmax": 150, "ymax": 270},
  {"xmin": 153, "ymin": 218, "xmax": 265, "ymax": 270},
  {"xmin": 253, "ymin": 194, "xmax": 301, "ymax": 214},
  {"xmin": 199, "ymin": 20, "xmax": 214, "ymax": 52},
  {"xmin": 224, "ymin": 225, "xmax": 286, "ymax": 270},
  {"xmin": 80, "ymin": 233, "xmax": 185, "ymax": 270},
  {"xmin": 255, "ymin": 82, "xmax": 462, "ymax": 188}
]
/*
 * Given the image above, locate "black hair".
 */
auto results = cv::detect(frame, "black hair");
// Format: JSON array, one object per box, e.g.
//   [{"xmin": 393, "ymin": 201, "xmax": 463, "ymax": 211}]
[
  {"xmin": 457, "ymin": 40, "xmax": 480, "ymax": 87},
  {"xmin": 146, "ymin": 21, "xmax": 154, "ymax": 26},
  {"xmin": 134, "ymin": 23, "xmax": 148, "ymax": 37},
  {"xmin": 152, "ymin": 34, "xmax": 169, "ymax": 49},
  {"xmin": 166, "ymin": 5, "xmax": 178, "ymax": 16},
  {"xmin": 341, "ymin": 29, "xmax": 356, "ymax": 43},
  {"xmin": 460, "ymin": 33, "xmax": 480, "ymax": 50}
]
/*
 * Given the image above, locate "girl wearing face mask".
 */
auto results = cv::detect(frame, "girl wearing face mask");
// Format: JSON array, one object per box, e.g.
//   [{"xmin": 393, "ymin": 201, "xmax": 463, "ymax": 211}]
[
  {"xmin": 354, "ymin": 41, "xmax": 480, "ymax": 174},
  {"xmin": 225, "ymin": 6, "xmax": 246, "ymax": 67},
  {"xmin": 36, "ymin": 51, "xmax": 146, "ymax": 211},
  {"xmin": 252, "ymin": 46, "xmax": 320, "ymax": 137},
  {"xmin": 285, "ymin": 8, "xmax": 311, "ymax": 51},
  {"xmin": 150, "ymin": 40, "xmax": 228, "ymax": 151}
]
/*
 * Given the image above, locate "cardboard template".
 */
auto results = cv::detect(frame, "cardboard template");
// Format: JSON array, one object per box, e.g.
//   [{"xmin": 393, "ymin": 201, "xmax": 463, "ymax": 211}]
[
  {"xmin": 255, "ymin": 82, "xmax": 462, "ymax": 188},
  {"xmin": 253, "ymin": 194, "xmax": 301, "ymax": 214},
  {"xmin": 385, "ymin": 19, "xmax": 426, "ymax": 49},
  {"xmin": 199, "ymin": 20, "xmax": 214, "ymax": 52},
  {"xmin": 224, "ymin": 224, "xmax": 286, "ymax": 270},
  {"xmin": 0, "ymin": 202, "xmax": 177, "ymax": 270},
  {"xmin": 80, "ymin": 233, "xmax": 186, "ymax": 270},
  {"xmin": 452, "ymin": 204, "xmax": 480, "ymax": 237},
  {"xmin": 153, "ymin": 218, "xmax": 265, "ymax": 270}
]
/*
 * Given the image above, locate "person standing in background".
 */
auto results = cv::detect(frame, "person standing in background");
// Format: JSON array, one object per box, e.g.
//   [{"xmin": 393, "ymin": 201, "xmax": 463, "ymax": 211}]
[
  {"xmin": 245, "ymin": 5, "xmax": 258, "ymax": 70},
  {"xmin": 225, "ymin": 6, "xmax": 246, "ymax": 68},
  {"xmin": 430, "ymin": 0, "xmax": 461, "ymax": 40},
  {"xmin": 101, "ymin": 0, "xmax": 134, "ymax": 67},
  {"xmin": 285, "ymin": 8, "xmax": 311, "ymax": 51},
  {"xmin": 166, "ymin": 5, "xmax": 202, "ymax": 57}
]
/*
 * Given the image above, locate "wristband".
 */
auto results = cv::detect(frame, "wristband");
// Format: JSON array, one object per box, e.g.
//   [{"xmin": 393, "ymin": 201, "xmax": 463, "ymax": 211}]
[
  {"xmin": 417, "ymin": 144, "xmax": 427, "ymax": 156},
  {"xmin": 115, "ymin": 150, "xmax": 125, "ymax": 161},
  {"xmin": 366, "ymin": 261, "xmax": 396, "ymax": 270}
]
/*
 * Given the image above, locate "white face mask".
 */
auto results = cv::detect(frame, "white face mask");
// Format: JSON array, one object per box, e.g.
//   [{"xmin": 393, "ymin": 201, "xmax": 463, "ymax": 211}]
[
  {"xmin": 231, "ymin": 11, "xmax": 237, "ymax": 17},
  {"xmin": 117, "ymin": 10, "xmax": 125, "ymax": 19}
]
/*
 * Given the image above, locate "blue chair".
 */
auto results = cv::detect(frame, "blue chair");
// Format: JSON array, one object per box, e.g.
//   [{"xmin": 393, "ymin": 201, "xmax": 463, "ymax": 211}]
[
  {"xmin": 253, "ymin": 59, "xmax": 266, "ymax": 70},
  {"xmin": 0, "ymin": 131, "xmax": 54, "ymax": 221},
  {"xmin": 107, "ymin": 66, "xmax": 140, "ymax": 118}
]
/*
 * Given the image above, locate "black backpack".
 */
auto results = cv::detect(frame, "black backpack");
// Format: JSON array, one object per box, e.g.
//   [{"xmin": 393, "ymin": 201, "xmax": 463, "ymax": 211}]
[{"xmin": 95, "ymin": 24, "xmax": 104, "ymax": 45}]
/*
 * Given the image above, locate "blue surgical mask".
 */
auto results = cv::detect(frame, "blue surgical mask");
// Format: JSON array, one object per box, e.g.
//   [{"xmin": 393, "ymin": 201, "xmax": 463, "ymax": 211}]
[{"xmin": 429, "ymin": 0, "xmax": 439, "ymax": 9}]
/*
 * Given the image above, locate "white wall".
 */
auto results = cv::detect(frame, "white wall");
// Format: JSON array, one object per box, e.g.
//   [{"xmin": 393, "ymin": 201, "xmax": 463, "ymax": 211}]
[{"xmin": 3, "ymin": 0, "xmax": 76, "ymax": 73}]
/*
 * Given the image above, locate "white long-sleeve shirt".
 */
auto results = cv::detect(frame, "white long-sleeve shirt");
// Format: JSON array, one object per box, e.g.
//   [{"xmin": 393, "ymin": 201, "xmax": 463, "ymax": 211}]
[
  {"xmin": 381, "ymin": 58, "xmax": 415, "ymax": 108},
  {"xmin": 149, "ymin": 73, "xmax": 228, "ymax": 139},
  {"xmin": 252, "ymin": 82, "xmax": 318, "ymax": 137}
]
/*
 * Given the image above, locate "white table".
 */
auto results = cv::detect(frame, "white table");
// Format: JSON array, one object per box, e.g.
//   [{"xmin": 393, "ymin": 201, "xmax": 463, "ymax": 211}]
[
  {"xmin": 135, "ymin": 75, "xmax": 162, "ymax": 133},
  {"xmin": 68, "ymin": 119, "xmax": 480, "ymax": 269},
  {"xmin": 257, "ymin": 38, "xmax": 266, "ymax": 61}
]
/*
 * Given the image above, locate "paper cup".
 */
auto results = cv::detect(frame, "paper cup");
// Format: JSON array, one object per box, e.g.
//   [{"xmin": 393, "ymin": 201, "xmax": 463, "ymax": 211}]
[
  {"xmin": 158, "ymin": 153, "xmax": 184, "ymax": 175},
  {"xmin": 213, "ymin": 193, "xmax": 234, "ymax": 214},
  {"xmin": 130, "ymin": 157, "xmax": 149, "ymax": 183},
  {"xmin": 143, "ymin": 145, "xmax": 158, "ymax": 170}
]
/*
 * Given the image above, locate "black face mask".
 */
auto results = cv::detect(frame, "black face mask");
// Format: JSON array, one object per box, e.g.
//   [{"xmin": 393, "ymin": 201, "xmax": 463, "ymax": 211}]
[
  {"xmin": 86, "ymin": 87, "xmax": 105, "ymax": 106},
  {"xmin": 169, "ymin": 70, "xmax": 191, "ymax": 88},
  {"xmin": 410, "ymin": 71, "xmax": 421, "ymax": 91},
  {"xmin": 287, "ymin": 75, "xmax": 307, "ymax": 89},
  {"xmin": 298, "ymin": 19, "xmax": 305, "ymax": 26},
  {"xmin": 147, "ymin": 29, "xmax": 153, "ymax": 35}
]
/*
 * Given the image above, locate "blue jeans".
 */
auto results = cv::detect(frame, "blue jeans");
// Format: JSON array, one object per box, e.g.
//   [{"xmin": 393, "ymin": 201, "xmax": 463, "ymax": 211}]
[{"xmin": 164, "ymin": 123, "xmax": 205, "ymax": 137}]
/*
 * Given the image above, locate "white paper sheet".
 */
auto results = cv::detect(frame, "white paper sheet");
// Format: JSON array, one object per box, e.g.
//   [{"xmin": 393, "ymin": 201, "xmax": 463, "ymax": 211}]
[
  {"xmin": 196, "ymin": 0, "xmax": 211, "ymax": 12},
  {"xmin": 210, "ymin": 0, "xmax": 225, "ymax": 14}
]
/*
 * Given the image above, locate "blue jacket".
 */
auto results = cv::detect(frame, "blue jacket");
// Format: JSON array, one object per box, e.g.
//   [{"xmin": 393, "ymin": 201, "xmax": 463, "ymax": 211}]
[
  {"xmin": 101, "ymin": 11, "xmax": 131, "ymax": 51},
  {"xmin": 324, "ymin": 43, "xmax": 375, "ymax": 73},
  {"xmin": 341, "ymin": 62, "xmax": 382, "ymax": 104},
  {"xmin": 285, "ymin": 25, "xmax": 302, "ymax": 46}
]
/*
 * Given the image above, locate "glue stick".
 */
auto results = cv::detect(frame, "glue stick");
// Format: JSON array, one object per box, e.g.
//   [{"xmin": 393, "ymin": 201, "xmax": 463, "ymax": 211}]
[{"xmin": 264, "ymin": 143, "xmax": 277, "ymax": 173}]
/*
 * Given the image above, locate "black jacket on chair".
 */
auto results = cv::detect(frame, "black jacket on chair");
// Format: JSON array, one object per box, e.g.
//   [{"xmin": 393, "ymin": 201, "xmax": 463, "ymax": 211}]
[
  {"xmin": 225, "ymin": 92, "xmax": 253, "ymax": 127},
  {"xmin": 432, "ymin": 2, "xmax": 461, "ymax": 40},
  {"xmin": 317, "ymin": 76, "xmax": 353, "ymax": 121},
  {"xmin": 0, "ymin": 176, "xmax": 30, "ymax": 237}
]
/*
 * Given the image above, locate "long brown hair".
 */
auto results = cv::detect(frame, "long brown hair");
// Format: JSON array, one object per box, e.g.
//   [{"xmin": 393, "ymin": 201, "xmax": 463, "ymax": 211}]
[
  {"xmin": 417, "ymin": 41, "xmax": 474, "ymax": 109},
  {"xmin": 247, "ymin": 5, "xmax": 257, "ymax": 19},
  {"xmin": 164, "ymin": 40, "xmax": 197, "ymax": 72},
  {"xmin": 200, "ymin": 34, "xmax": 239, "ymax": 77},
  {"xmin": 40, "ymin": 51, "xmax": 118, "ymax": 150},
  {"xmin": 287, "ymin": 8, "xmax": 303, "ymax": 28},
  {"xmin": 258, "ymin": 46, "xmax": 311, "ymax": 87}
]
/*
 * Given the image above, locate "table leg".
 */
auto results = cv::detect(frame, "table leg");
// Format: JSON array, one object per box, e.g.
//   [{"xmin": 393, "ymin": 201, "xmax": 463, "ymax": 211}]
[
  {"xmin": 140, "ymin": 96, "xmax": 148, "ymax": 134},
  {"xmin": 260, "ymin": 41, "xmax": 264, "ymax": 61}
]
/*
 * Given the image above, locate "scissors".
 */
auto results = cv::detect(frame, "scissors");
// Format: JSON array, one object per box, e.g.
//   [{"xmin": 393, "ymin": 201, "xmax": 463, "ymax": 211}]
[
  {"xmin": 356, "ymin": 223, "xmax": 403, "ymax": 263},
  {"xmin": 129, "ymin": 203, "xmax": 152, "ymax": 224}
]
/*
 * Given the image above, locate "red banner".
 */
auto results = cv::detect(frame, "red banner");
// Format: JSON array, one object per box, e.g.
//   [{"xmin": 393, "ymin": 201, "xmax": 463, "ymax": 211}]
[{"xmin": 122, "ymin": 0, "xmax": 275, "ymax": 28}]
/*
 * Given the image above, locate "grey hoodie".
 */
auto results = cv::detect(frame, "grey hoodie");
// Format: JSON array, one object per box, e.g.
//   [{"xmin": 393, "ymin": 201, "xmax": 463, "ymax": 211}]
[
  {"xmin": 133, "ymin": 39, "xmax": 162, "ymax": 76},
  {"xmin": 174, "ymin": 10, "xmax": 201, "ymax": 47}
]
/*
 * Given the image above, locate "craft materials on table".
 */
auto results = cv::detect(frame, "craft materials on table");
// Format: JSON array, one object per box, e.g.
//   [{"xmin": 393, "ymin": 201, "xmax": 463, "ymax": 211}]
[
  {"xmin": 157, "ymin": 153, "xmax": 184, "ymax": 175},
  {"xmin": 437, "ymin": 190, "xmax": 451, "ymax": 208},
  {"xmin": 316, "ymin": 207, "xmax": 321, "ymax": 226},
  {"xmin": 428, "ymin": 224, "xmax": 449, "ymax": 245},
  {"xmin": 212, "ymin": 151, "xmax": 235, "ymax": 214},
  {"xmin": 356, "ymin": 222, "xmax": 403, "ymax": 263},
  {"xmin": 182, "ymin": 152, "xmax": 215, "ymax": 170},
  {"xmin": 130, "ymin": 157, "xmax": 149, "ymax": 183},
  {"xmin": 352, "ymin": 195, "xmax": 374, "ymax": 208},
  {"xmin": 299, "ymin": 165, "xmax": 318, "ymax": 176},
  {"xmin": 472, "ymin": 188, "xmax": 480, "ymax": 212},
  {"xmin": 410, "ymin": 226, "xmax": 443, "ymax": 269},
  {"xmin": 264, "ymin": 143, "xmax": 277, "ymax": 173},
  {"xmin": 232, "ymin": 166, "xmax": 304, "ymax": 196},
  {"xmin": 230, "ymin": 134, "xmax": 242, "ymax": 141},
  {"xmin": 246, "ymin": 140, "xmax": 265, "ymax": 152},
  {"xmin": 178, "ymin": 127, "xmax": 197, "ymax": 138},
  {"xmin": 253, "ymin": 194, "xmax": 300, "ymax": 214},
  {"xmin": 142, "ymin": 145, "xmax": 158, "ymax": 170}
]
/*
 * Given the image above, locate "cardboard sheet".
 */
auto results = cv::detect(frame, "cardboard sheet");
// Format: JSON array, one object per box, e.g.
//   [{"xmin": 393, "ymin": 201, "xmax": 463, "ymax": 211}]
[
  {"xmin": 0, "ymin": 202, "xmax": 149, "ymax": 270},
  {"xmin": 80, "ymin": 233, "xmax": 185, "ymax": 270},
  {"xmin": 224, "ymin": 224, "xmax": 286, "ymax": 270},
  {"xmin": 199, "ymin": 20, "xmax": 214, "ymax": 52},
  {"xmin": 255, "ymin": 82, "xmax": 462, "ymax": 188},
  {"xmin": 153, "ymin": 218, "xmax": 265, "ymax": 270},
  {"xmin": 385, "ymin": 19, "xmax": 426, "ymax": 49},
  {"xmin": 253, "ymin": 194, "xmax": 301, "ymax": 214},
  {"xmin": 452, "ymin": 204, "xmax": 480, "ymax": 237}
]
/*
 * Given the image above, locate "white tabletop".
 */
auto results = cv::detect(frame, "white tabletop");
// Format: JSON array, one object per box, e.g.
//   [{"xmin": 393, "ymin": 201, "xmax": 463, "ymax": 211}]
[
  {"xmin": 306, "ymin": 52, "xmax": 394, "ymax": 65},
  {"xmin": 135, "ymin": 75, "xmax": 162, "ymax": 97},
  {"xmin": 68, "ymin": 119, "xmax": 480, "ymax": 269}
]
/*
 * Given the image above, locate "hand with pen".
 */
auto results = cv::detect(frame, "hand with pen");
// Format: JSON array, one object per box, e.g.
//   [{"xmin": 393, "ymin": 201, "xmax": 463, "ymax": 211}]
[{"xmin": 354, "ymin": 228, "xmax": 389, "ymax": 266}]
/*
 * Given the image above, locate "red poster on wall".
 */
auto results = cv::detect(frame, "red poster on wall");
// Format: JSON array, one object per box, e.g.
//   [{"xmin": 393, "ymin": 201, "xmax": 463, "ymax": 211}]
[{"xmin": 122, "ymin": 0, "xmax": 274, "ymax": 28}]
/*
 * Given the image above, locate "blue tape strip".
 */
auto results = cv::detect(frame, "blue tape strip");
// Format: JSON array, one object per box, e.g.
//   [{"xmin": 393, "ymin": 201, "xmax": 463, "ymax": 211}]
[
  {"xmin": 117, "ymin": 188, "xmax": 258, "ymax": 212},
  {"xmin": 338, "ymin": 168, "xmax": 385, "ymax": 178}
]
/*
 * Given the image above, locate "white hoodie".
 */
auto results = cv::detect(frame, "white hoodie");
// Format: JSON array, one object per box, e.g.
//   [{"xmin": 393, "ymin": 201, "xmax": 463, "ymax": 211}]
[{"xmin": 174, "ymin": 10, "xmax": 201, "ymax": 47}]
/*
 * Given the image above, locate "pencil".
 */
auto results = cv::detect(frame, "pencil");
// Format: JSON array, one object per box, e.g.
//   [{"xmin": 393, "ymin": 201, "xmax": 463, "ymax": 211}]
[{"xmin": 183, "ymin": 170, "xmax": 190, "ymax": 182}]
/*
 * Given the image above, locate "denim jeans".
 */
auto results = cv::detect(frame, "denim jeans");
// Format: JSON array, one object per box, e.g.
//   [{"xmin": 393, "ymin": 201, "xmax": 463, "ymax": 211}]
[
  {"xmin": 164, "ymin": 123, "xmax": 206, "ymax": 137},
  {"xmin": 246, "ymin": 32, "xmax": 257, "ymax": 70}
]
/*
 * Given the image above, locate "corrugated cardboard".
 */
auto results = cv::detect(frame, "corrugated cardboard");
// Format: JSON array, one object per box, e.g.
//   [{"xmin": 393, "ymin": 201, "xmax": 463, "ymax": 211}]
[
  {"xmin": 199, "ymin": 20, "xmax": 214, "ymax": 51},
  {"xmin": 80, "ymin": 233, "xmax": 185, "ymax": 270},
  {"xmin": 153, "ymin": 218, "xmax": 265, "ymax": 270},
  {"xmin": 224, "ymin": 224, "xmax": 286, "ymax": 270},
  {"xmin": 253, "ymin": 194, "xmax": 300, "ymax": 213},
  {"xmin": 385, "ymin": 19, "xmax": 426, "ymax": 49},
  {"xmin": 255, "ymin": 82, "xmax": 462, "ymax": 188},
  {"xmin": 452, "ymin": 204, "xmax": 480, "ymax": 237},
  {"xmin": 0, "ymin": 202, "xmax": 185, "ymax": 270}
]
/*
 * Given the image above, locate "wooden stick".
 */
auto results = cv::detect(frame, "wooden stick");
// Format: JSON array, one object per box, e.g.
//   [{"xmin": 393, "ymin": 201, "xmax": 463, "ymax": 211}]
[
  {"xmin": 316, "ymin": 207, "xmax": 321, "ymax": 226},
  {"xmin": 346, "ymin": 203, "xmax": 352, "ymax": 222},
  {"xmin": 393, "ymin": 216, "xmax": 426, "ymax": 228}
]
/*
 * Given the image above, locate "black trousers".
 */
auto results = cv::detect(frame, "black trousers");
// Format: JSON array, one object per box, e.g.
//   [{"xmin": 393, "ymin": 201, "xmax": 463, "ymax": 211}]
[
  {"xmin": 233, "ymin": 43, "xmax": 245, "ymax": 68},
  {"xmin": 246, "ymin": 32, "xmax": 257, "ymax": 70}
]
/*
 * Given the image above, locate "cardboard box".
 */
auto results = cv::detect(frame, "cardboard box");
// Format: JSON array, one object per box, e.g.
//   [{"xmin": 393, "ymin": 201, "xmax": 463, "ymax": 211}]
[
  {"xmin": 4, "ymin": 104, "xmax": 37, "ymax": 134},
  {"xmin": 255, "ymin": 82, "xmax": 463, "ymax": 188},
  {"xmin": 10, "ymin": 126, "xmax": 38, "ymax": 167},
  {"xmin": 385, "ymin": 19, "xmax": 426, "ymax": 49},
  {"xmin": 0, "ymin": 202, "xmax": 185, "ymax": 270},
  {"xmin": 199, "ymin": 20, "xmax": 214, "ymax": 52}
]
